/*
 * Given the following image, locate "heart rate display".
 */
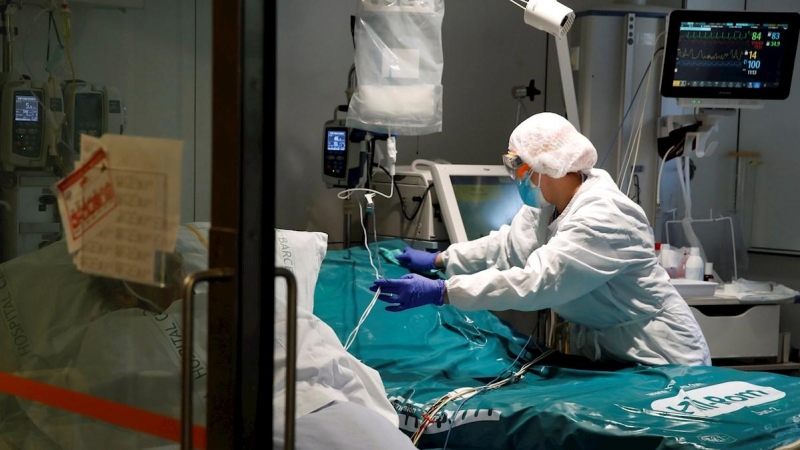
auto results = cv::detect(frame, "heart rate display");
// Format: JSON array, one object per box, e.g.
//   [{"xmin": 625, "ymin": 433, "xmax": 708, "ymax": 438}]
[{"xmin": 661, "ymin": 10, "xmax": 800, "ymax": 101}]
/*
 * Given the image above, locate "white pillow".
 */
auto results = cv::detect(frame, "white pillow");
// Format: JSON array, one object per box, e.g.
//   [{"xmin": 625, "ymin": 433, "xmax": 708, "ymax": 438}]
[{"xmin": 274, "ymin": 229, "xmax": 327, "ymax": 314}]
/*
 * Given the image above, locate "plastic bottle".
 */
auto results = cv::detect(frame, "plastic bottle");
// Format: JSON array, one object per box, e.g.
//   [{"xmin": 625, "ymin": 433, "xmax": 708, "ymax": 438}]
[
  {"xmin": 660, "ymin": 244, "xmax": 677, "ymax": 278},
  {"xmin": 655, "ymin": 242, "xmax": 662, "ymax": 261},
  {"xmin": 703, "ymin": 262, "xmax": 715, "ymax": 282},
  {"xmin": 676, "ymin": 248, "xmax": 689, "ymax": 279},
  {"xmin": 685, "ymin": 247, "xmax": 704, "ymax": 281}
]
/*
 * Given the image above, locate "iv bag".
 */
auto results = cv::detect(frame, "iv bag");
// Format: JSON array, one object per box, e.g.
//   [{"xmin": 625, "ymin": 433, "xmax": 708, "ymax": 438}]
[{"xmin": 347, "ymin": 0, "xmax": 445, "ymax": 136}]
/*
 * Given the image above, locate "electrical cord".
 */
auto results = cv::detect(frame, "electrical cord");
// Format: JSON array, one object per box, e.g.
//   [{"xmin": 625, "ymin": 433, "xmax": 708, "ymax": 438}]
[
  {"xmin": 630, "ymin": 174, "xmax": 641, "ymax": 204},
  {"xmin": 377, "ymin": 164, "xmax": 434, "ymax": 222}
]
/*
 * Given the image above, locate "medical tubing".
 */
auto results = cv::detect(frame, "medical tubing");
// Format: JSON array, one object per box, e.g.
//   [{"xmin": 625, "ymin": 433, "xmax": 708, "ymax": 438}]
[
  {"xmin": 655, "ymin": 142, "xmax": 682, "ymax": 210},
  {"xmin": 627, "ymin": 49, "xmax": 665, "ymax": 197},
  {"xmin": 359, "ymin": 202, "xmax": 380, "ymax": 279},
  {"xmin": 123, "ymin": 280, "xmax": 165, "ymax": 313},
  {"xmin": 336, "ymin": 178, "xmax": 394, "ymax": 201},
  {"xmin": 600, "ymin": 58, "xmax": 651, "ymax": 169},
  {"xmin": 621, "ymin": 50, "xmax": 656, "ymax": 193},
  {"xmin": 507, "ymin": 0, "xmax": 526, "ymax": 10},
  {"xmin": 625, "ymin": 70, "xmax": 651, "ymax": 196},
  {"xmin": 343, "ymin": 288, "xmax": 380, "ymax": 351},
  {"xmin": 441, "ymin": 332, "xmax": 536, "ymax": 449},
  {"xmin": 417, "ymin": 346, "xmax": 557, "ymax": 447},
  {"xmin": 621, "ymin": 51, "xmax": 653, "ymax": 194},
  {"xmin": 621, "ymin": 41, "xmax": 664, "ymax": 190},
  {"xmin": 371, "ymin": 203, "xmax": 384, "ymax": 277},
  {"xmin": 618, "ymin": 75, "xmax": 647, "ymax": 188},
  {"xmin": 676, "ymin": 156, "xmax": 691, "ymax": 217},
  {"xmin": 343, "ymin": 202, "xmax": 383, "ymax": 352},
  {"xmin": 438, "ymin": 324, "xmax": 548, "ymax": 449},
  {"xmin": 604, "ymin": 45, "xmax": 664, "ymax": 174},
  {"xmin": 366, "ymin": 140, "xmax": 375, "ymax": 189}
]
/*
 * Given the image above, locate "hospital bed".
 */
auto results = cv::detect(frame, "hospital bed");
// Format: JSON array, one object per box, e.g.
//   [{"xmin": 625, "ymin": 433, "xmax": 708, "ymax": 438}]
[
  {"xmin": 0, "ymin": 223, "xmax": 212, "ymax": 450},
  {"xmin": 314, "ymin": 238, "xmax": 800, "ymax": 450}
]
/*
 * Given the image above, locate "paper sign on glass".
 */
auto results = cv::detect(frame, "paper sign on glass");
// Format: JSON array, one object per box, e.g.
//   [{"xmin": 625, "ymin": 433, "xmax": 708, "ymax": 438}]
[{"xmin": 54, "ymin": 149, "xmax": 120, "ymax": 254}]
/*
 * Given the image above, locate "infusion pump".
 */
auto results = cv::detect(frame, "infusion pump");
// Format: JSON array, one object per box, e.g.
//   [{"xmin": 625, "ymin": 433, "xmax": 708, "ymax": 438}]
[
  {"xmin": 0, "ymin": 77, "xmax": 124, "ymax": 171},
  {"xmin": 0, "ymin": 77, "xmax": 64, "ymax": 171},
  {"xmin": 62, "ymin": 81, "xmax": 124, "ymax": 155}
]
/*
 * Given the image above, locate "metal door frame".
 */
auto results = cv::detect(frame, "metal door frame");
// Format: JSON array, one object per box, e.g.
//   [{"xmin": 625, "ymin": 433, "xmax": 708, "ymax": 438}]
[{"xmin": 206, "ymin": 0, "xmax": 274, "ymax": 448}]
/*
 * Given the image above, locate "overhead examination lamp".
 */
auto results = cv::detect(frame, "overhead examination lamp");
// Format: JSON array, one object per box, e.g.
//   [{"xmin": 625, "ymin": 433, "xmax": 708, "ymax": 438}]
[{"xmin": 509, "ymin": 0, "xmax": 581, "ymax": 132}]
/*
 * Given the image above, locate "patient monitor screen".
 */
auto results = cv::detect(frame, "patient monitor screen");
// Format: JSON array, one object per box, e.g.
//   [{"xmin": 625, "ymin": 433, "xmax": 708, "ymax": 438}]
[
  {"xmin": 450, "ymin": 175, "xmax": 523, "ymax": 240},
  {"xmin": 674, "ymin": 21, "xmax": 789, "ymax": 89},
  {"xmin": 661, "ymin": 11, "xmax": 800, "ymax": 100}
]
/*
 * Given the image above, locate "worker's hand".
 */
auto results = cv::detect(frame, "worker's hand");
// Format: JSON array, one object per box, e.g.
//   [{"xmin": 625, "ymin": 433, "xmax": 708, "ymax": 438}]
[
  {"xmin": 370, "ymin": 274, "xmax": 446, "ymax": 312},
  {"xmin": 396, "ymin": 247, "xmax": 441, "ymax": 272}
]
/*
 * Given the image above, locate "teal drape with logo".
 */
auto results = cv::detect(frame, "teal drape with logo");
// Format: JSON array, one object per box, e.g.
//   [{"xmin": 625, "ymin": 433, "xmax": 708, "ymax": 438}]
[{"xmin": 315, "ymin": 241, "xmax": 800, "ymax": 450}]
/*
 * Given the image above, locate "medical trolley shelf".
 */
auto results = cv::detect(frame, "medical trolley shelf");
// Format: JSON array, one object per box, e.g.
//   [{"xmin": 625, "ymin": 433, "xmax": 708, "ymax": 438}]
[{"xmin": 682, "ymin": 293, "xmax": 797, "ymax": 372}]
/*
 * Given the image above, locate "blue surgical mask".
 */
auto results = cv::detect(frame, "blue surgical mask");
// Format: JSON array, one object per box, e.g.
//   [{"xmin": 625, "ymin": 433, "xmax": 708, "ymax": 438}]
[{"xmin": 516, "ymin": 172, "xmax": 550, "ymax": 209}]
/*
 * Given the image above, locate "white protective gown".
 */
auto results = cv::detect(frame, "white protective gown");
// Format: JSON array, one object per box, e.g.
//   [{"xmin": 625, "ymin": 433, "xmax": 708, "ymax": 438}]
[{"xmin": 441, "ymin": 168, "xmax": 711, "ymax": 366}]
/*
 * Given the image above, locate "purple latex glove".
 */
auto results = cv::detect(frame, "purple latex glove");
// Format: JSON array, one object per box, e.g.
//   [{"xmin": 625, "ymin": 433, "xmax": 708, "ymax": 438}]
[
  {"xmin": 370, "ymin": 274, "xmax": 446, "ymax": 312},
  {"xmin": 395, "ymin": 247, "xmax": 441, "ymax": 272}
]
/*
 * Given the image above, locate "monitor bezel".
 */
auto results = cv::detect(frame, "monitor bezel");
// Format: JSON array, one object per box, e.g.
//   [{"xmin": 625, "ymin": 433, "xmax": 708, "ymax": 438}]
[
  {"xmin": 660, "ymin": 10, "xmax": 800, "ymax": 101},
  {"xmin": 430, "ymin": 164, "xmax": 519, "ymax": 244}
]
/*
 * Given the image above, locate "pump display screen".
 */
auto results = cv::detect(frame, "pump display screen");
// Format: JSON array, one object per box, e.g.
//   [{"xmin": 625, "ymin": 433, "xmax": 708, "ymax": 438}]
[
  {"xmin": 15, "ymin": 95, "xmax": 39, "ymax": 122},
  {"xmin": 661, "ymin": 10, "xmax": 800, "ymax": 100},
  {"xmin": 326, "ymin": 130, "xmax": 347, "ymax": 152},
  {"xmin": 74, "ymin": 92, "xmax": 104, "ymax": 151},
  {"xmin": 12, "ymin": 91, "xmax": 44, "ymax": 159},
  {"xmin": 450, "ymin": 175, "xmax": 523, "ymax": 241}
]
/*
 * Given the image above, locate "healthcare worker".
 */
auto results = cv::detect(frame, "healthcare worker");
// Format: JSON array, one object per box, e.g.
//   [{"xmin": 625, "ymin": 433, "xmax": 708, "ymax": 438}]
[{"xmin": 371, "ymin": 112, "xmax": 710, "ymax": 367}]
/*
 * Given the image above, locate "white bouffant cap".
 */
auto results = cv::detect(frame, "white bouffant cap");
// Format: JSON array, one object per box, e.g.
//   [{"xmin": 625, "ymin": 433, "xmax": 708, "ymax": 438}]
[{"xmin": 508, "ymin": 112, "xmax": 597, "ymax": 179}]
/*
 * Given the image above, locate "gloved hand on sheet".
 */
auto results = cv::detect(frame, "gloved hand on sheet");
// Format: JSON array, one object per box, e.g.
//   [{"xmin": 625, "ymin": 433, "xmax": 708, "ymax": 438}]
[
  {"xmin": 370, "ymin": 274, "xmax": 445, "ymax": 312},
  {"xmin": 395, "ymin": 247, "xmax": 440, "ymax": 272}
]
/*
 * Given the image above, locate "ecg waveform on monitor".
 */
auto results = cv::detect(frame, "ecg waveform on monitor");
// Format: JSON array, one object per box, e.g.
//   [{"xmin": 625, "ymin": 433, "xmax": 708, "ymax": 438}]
[
  {"xmin": 679, "ymin": 30, "xmax": 752, "ymax": 41},
  {"xmin": 677, "ymin": 47, "xmax": 747, "ymax": 61}
]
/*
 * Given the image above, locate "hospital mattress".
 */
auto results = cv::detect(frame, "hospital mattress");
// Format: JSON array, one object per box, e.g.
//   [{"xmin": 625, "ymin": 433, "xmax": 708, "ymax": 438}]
[{"xmin": 315, "ymin": 240, "xmax": 800, "ymax": 450}]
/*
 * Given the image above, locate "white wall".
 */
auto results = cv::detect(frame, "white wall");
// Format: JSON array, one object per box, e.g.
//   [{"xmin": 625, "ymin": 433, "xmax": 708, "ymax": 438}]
[
  {"xmin": 277, "ymin": 0, "xmax": 548, "ymax": 237},
  {"xmin": 15, "ymin": 0, "xmax": 211, "ymax": 222}
]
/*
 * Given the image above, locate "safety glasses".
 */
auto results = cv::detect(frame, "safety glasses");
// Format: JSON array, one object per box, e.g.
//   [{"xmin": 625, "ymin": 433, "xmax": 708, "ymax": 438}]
[{"xmin": 502, "ymin": 153, "xmax": 530, "ymax": 181}]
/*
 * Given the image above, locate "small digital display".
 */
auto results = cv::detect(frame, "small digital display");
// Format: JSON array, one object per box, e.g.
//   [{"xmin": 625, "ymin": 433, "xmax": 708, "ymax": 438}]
[
  {"xmin": 673, "ymin": 21, "xmax": 788, "ymax": 88},
  {"xmin": 74, "ymin": 93, "xmax": 104, "ymax": 150},
  {"xmin": 326, "ymin": 130, "xmax": 347, "ymax": 152},
  {"xmin": 15, "ymin": 95, "xmax": 39, "ymax": 122},
  {"xmin": 450, "ymin": 175, "xmax": 523, "ymax": 241}
]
